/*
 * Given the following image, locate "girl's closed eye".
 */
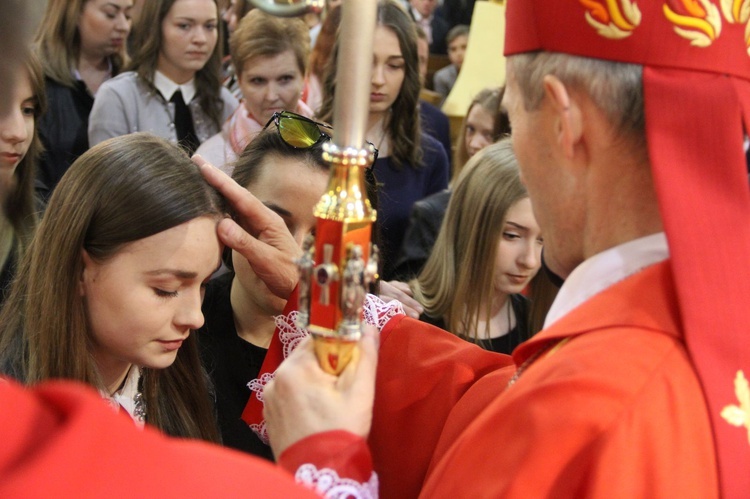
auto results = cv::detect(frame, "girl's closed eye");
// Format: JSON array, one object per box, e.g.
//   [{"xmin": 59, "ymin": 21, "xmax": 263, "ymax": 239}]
[{"xmin": 154, "ymin": 288, "xmax": 179, "ymax": 298}]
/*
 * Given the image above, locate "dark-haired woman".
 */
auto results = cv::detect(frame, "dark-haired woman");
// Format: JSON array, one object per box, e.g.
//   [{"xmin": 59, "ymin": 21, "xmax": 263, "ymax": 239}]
[
  {"xmin": 318, "ymin": 0, "xmax": 449, "ymax": 281},
  {"xmin": 88, "ymin": 0, "xmax": 238, "ymax": 154},
  {"xmin": 0, "ymin": 133, "xmax": 222, "ymax": 443},
  {"xmin": 197, "ymin": 123, "xmax": 330, "ymax": 459},
  {"xmin": 0, "ymin": 53, "xmax": 46, "ymax": 307}
]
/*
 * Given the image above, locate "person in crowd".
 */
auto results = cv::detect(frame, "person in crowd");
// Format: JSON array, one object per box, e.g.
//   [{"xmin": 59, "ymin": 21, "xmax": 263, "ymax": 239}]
[
  {"xmin": 197, "ymin": 117, "xmax": 330, "ymax": 460},
  {"xmin": 89, "ymin": 0, "xmax": 238, "ymax": 155},
  {"xmin": 406, "ymin": 0, "xmax": 448, "ymax": 54},
  {"xmin": 196, "ymin": 9, "xmax": 312, "ymax": 173},
  {"xmin": 415, "ymin": 26, "xmax": 452, "ymax": 165},
  {"xmin": 410, "ymin": 139, "xmax": 542, "ymax": 353},
  {"xmin": 319, "ymin": 0, "xmax": 449, "ymax": 281},
  {"xmin": 0, "ymin": 52, "xmax": 46, "ymax": 307},
  {"xmin": 0, "ymin": 133, "xmax": 222, "ymax": 443},
  {"xmin": 305, "ymin": 4, "xmax": 341, "ymax": 115},
  {"xmin": 222, "ymin": 0, "xmax": 252, "ymax": 37},
  {"xmin": 219, "ymin": 0, "xmax": 253, "ymax": 97},
  {"xmin": 392, "ymin": 86, "xmax": 508, "ymax": 281},
  {"xmin": 433, "ymin": 24, "xmax": 468, "ymax": 102},
  {"xmin": 452, "ymin": 86, "xmax": 508, "ymax": 179},
  {"xmin": 436, "ymin": 0, "xmax": 475, "ymax": 29},
  {"xmin": 34, "ymin": 0, "xmax": 133, "ymax": 201}
]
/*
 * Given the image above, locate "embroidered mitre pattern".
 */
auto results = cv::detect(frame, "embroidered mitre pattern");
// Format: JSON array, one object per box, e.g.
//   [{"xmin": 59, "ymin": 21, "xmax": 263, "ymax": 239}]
[{"xmin": 720, "ymin": 370, "xmax": 750, "ymax": 444}]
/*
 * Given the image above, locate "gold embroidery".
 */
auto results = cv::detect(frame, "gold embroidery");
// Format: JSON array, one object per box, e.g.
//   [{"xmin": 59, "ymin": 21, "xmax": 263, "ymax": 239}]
[
  {"xmin": 663, "ymin": 0, "xmax": 723, "ymax": 47},
  {"xmin": 719, "ymin": 0, "xmax": 750, "ymax": 55},
  {"xmin": 720, "ymin": 370, "xmax": 750, "ymax": 445},
  {"xmin": 720, "ymin": 0, "xmax": 750, "ymax": 23},
  {"xmin": 580, "ymin": 0, "xmax": 642, "ymax": 39}
]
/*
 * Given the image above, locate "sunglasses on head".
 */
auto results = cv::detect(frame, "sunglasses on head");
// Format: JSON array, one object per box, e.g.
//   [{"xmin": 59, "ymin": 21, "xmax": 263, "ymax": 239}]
[{"xmin": 263, "ymin": 110, "xmax": 379, "ymax": 161}]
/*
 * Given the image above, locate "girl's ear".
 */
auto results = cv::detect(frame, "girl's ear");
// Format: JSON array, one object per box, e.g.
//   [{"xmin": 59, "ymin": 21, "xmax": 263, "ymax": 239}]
[{"xmin": 79, "ymin": 249, "xmax": 93, "ymax": 297}]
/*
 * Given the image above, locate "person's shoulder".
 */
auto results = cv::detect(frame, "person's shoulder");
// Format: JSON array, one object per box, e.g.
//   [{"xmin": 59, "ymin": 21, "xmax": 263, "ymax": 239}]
[
  {"xmin": 419, "ymin": 100, "xmax": 447, "ymax": 121},
  {"xmin": 420, "ymin": 131, "xmax": 443, "ymax": 150},
  {"xmin": 219, "ymin": 86, "xmax": 240, "ymax": 111},
  {"xmin": 434, "ymin": 65, "xmax": 454, "ymax": 78},
  {"xmin": 420, "ymin": 132, "xmax": 448, "ymax": 162},
  {"xmin": 195, "ymin": 131, "xmax": 228, "ymax": 165},
  {"xmin": 413, "ymin": 189, "xmax": 451, "ymax": 214},
  {"xmin": 98, "ymin": 71, "xmax": 144, "ymax": 96}
]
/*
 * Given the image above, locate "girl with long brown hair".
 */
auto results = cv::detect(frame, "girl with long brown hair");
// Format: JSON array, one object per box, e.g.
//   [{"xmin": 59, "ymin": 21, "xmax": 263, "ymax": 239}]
[
  {"xmin": 318, "ymin": 0, "xmax": 449, "ymax": 281},
  {"xmin": 390, "ymin": 86, "xmax": 509, "ymax": 281},
  {"xmin": 0, "ymin": 52, "xmax": 46, "ymax": 307},
  {"xmin": 0, "ymin": 133, "xmax": 222, "ymax": 442},
  {"xmin": 88, "ymin": 0, "xmax": 238, "ymax": 155}
]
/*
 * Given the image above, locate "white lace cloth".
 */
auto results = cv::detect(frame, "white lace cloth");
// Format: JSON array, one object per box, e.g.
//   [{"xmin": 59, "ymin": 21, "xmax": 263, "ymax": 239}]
[
  {"xmin": 247, "ymin": 294, "xmax": 405, "ymax": 445},
  {"xmin": 295, "ymin": 464, "xmax": 379, "ymax": 499}
]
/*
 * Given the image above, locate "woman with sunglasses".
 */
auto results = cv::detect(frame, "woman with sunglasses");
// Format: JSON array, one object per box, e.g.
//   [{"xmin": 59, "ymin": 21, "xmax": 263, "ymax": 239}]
[
  {"xmin": 196, "ymin": 9, "xmax": 313, "ymax": 174},
  {"xmin": 0, "ymin": 133, "xmax": 222, "ymax": 443},
  {"xmin": 88, "ymin": 0, "xmax": 238, "ymax": 155},
  {"xmin": 196, "ymin": 117, "xmax": 332, "ymax": 459},
  {"xmin": 318, "ymin": 0, "xmax": 450, "ymax": 281}
]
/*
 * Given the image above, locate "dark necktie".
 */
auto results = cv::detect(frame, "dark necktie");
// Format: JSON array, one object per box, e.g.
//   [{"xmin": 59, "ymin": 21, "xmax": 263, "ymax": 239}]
[{"xmin": 170, "ymin": 90, "xmax": 200, "ymax": 155}]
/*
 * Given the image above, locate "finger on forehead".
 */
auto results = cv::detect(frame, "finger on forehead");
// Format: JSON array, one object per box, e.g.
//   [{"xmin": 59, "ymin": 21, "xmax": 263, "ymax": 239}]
[{"xmin": 195, "ymin": 155, "xmax": 275, "ymax": 230}]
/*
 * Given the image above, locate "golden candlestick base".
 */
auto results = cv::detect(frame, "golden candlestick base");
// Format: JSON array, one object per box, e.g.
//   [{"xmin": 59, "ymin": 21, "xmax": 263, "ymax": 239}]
[{"xmin": 312, "ymin": 334, "xmax": 359, "ymax": 375}]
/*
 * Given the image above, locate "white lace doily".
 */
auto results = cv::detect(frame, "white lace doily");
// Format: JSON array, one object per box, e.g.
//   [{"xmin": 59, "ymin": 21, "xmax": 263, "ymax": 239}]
[{"xmin": 295, "ymin": 463, "xmax": 379, "ymax": 499}]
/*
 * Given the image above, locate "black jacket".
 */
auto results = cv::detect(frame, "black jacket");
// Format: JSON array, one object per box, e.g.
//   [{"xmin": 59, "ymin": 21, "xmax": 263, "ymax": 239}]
[
  {"xmin": 37, "ymin": 78, "xmax": 94, "ymax": 201},
  {"xmin": 392, "ymin": 188, "xmax": 451, "ymax": 281}
]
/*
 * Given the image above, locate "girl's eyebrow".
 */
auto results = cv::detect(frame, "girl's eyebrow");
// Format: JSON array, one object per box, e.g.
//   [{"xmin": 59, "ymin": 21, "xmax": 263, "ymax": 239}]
[
  {"xmin": 263, "ymin": 201, "xmax": 292, "ymax": 218},
  {"xmin": 506, "ymin": 221, "xmax": 530, "ymax": 231},
  {"xmin": 145, "ymin": 269, "xmax": 199, "ymax": 279}
]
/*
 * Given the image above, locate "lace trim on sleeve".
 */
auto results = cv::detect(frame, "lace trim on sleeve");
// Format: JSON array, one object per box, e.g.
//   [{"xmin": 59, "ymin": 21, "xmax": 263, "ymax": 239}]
[
  {"xmin": 362, "ymin": 294, "xmax": 405, "ymax": 330},
  {"xmin": 246, "ymin": 294, "xmax": 405, "ymax": 443},
  {"xmin": 295, "ymin": 464, "xmax": 379, "ymax": 499}
]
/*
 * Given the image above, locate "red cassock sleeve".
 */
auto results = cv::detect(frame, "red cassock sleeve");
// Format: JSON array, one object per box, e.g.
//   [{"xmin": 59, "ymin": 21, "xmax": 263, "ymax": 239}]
[
  {"xmin": 279, "ymin": 316, "xmax": 516, "ymax": 498},
  {"xmin": 0, "ymin": 379, "xmax": 317, "ymax": 497},
  {"xmin": 417, "ymin": 299, "xmax": 719, "ymax": 496},
  {"xmin": 369, "ymin": 315, "xmax": 516, "ymax": 498}
]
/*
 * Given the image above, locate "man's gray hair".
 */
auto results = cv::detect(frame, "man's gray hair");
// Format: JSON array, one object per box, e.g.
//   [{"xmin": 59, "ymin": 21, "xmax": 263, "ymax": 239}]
[{"xmin": 508, "ymin": 52, "xmax": 645, "ymax": 141}]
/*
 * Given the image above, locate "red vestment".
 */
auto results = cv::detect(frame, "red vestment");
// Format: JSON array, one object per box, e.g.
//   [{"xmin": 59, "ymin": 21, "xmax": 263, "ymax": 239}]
[
  {"xmin": 282, "ymin": 261, "xmax": 719, "ymax": 497},
  {"xmin": 0, "ymin": 379, "xmax": 315, "ymax": 497}
]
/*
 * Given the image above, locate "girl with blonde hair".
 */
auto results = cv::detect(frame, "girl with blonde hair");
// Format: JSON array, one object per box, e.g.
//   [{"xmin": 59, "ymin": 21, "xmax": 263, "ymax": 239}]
[{"xmin": 410, "ymin": 139, "xmax": 543, "ymax": 353}]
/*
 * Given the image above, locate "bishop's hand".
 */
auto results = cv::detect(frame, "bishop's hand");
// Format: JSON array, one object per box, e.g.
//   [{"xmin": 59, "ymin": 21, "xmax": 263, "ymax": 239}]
[
  {"xmin": 195, "ymin": 155, "xmax": 301, "ymax": 300},
  {"xmin": 263, "ymin": 325, "xmax": 379, "ymax": 458}
]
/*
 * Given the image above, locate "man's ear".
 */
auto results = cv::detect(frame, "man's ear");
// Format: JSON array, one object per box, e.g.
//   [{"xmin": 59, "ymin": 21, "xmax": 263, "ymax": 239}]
[
  {"xmin": 79, "ymin": 249, "xmax": 93, "ymax": 297},
  {"xmin": 543, "ymin": 75, "xmax": 582, "ymax": 159}
]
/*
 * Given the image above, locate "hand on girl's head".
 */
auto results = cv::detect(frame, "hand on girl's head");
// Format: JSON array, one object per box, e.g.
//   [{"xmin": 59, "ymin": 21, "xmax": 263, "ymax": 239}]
[{"xmin": 194, "ymin": 154, "xmax": 301, "ymax": 300}]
